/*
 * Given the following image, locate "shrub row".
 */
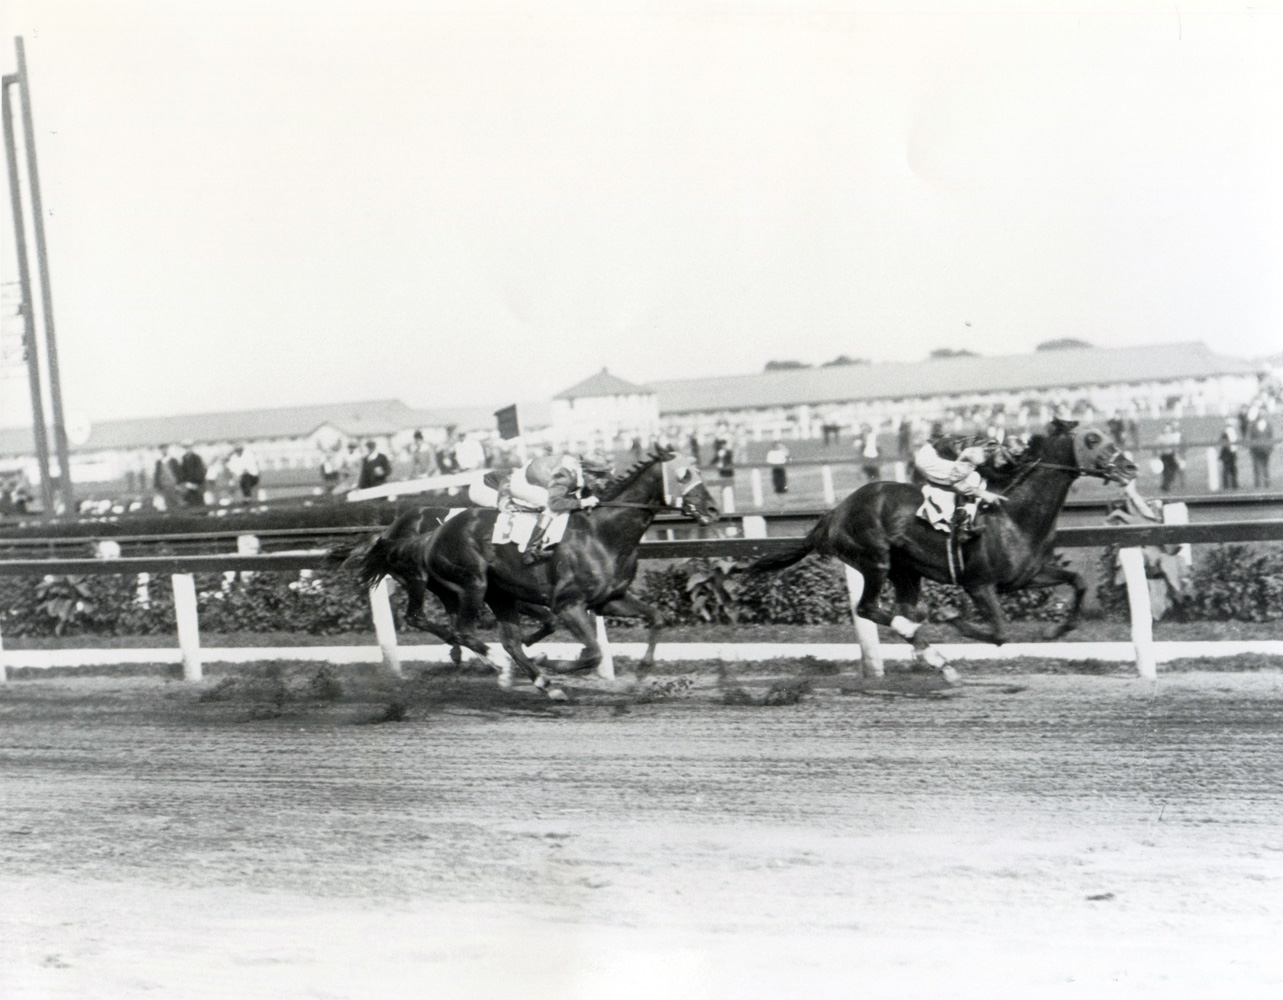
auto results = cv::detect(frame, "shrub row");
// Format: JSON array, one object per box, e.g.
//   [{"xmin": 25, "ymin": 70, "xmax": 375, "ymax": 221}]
[{"xmin": 4, "ymin": 544, "xmax": 1282, "ymax": 638}]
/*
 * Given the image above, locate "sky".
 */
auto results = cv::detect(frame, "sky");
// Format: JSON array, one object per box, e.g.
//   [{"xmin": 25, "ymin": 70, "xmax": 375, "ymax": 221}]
[{"xmin": 1, "ymin": 0, "xmax": 1280, "ymax": 430}]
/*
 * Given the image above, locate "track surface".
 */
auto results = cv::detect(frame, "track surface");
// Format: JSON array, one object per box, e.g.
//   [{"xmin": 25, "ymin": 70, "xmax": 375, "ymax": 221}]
[{"xmin": 2, "ymin": 665, "xmax": 1283, "ymax": 999}]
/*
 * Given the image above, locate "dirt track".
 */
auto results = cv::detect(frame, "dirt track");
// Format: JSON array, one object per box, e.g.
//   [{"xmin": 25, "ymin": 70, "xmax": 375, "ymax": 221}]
[{"xmin": 2, "ymin": 663, "xmax": 1283, "ymax": 999}]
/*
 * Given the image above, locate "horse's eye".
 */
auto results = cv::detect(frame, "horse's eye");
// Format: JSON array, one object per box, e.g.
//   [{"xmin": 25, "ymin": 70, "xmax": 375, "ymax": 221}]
[{"xmin": 1085, "ymin": 432, "xmax": 1100, "ymax": 448}]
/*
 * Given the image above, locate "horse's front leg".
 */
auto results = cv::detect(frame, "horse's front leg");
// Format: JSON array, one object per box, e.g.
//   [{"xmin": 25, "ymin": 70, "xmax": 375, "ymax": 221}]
[
  {"xmin": 490, "ymin": 598, "xmax": 568, "ymax": 701},
  {"xmin": 955, "ymin": 582, "xmax": 1008, "ymax": 645},
  {"xmin": 1025, "ymin": 558, "xmax": 1087, "ymax": 640},
  {"xmin": 551, "ymin": 604, "xmax": 603, "ymax": 674},
  {"xmin": 596, "ymin": 595, "xmax": 664, "ymax": 674}
]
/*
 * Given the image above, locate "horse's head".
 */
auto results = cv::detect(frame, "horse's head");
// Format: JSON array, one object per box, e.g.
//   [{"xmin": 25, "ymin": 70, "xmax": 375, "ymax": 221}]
[
  {"xmin": 663, "ymin": 457, "xmax": 720, "ymax": 524},
  {"xmin": 1051, "ymin": 419, "xmax": 1137, "ymax": 484}
]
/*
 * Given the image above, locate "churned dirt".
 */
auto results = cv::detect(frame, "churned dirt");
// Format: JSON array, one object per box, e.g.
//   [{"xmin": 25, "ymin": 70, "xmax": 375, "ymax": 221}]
[{"xmin": 2, "ymin": 661, "xmax": 1282, "ymax": 999}]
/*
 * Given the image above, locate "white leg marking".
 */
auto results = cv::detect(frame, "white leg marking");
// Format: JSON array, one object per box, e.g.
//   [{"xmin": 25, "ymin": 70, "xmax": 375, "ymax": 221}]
[{"xmin": 890, "ymin": 614, "xmax": 920, "ymax": 640}]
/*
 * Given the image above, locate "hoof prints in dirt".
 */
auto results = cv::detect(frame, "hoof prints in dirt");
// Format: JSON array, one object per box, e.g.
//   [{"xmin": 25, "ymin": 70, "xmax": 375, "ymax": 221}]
[{"xmin": 195, "ymin": 665, "xmax": 567, "ymax": 721}]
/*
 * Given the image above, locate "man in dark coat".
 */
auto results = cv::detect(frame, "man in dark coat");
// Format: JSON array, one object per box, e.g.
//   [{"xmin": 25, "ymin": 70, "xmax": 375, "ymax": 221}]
[
  {"xmin": 357, "ymin": 440, "xmax": 392, "ymax": 490},
  {"xmin": 177, "ymin": 442, "xmax": 207, "ymax": 507}
]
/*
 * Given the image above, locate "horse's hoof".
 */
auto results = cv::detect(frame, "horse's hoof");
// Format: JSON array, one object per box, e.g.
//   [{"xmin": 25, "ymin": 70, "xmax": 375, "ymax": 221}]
[
  {"xmin": 915, "ymin": 646, "xmax": 948, "ymax": 670},
  {"xmin": 546, "ymin": 687, "xmax": 570, "ymax": 702},
  {"xmin": 941, "ymin": 665, "xmax": 961, "ymax": 685}
]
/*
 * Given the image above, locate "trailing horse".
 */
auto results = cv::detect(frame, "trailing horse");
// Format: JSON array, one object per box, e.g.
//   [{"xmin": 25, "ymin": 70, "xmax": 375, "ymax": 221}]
[
  {"xmin": 351, "ymin": 446, "xmax": 719, "ymax": 698},
  {"xmin": 750, "ymin": 420, "xmax": 1137, "ymax": 677}
]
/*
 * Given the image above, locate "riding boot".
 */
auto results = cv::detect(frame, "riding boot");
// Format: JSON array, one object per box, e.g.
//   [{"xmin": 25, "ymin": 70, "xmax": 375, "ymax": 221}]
[{"xmin": 521, "ymin": 520, "xmax": 551, "ymax": 565}]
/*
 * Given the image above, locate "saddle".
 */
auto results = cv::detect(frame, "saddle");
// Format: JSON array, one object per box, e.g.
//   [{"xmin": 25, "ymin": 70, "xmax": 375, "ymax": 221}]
[
  {"xmin": 491, "ymin": 510, "xmax": 570, "ymax": 552},
  {"xmin": 917, "ymin": 485, "xmax": 979, "ymax": 535}
]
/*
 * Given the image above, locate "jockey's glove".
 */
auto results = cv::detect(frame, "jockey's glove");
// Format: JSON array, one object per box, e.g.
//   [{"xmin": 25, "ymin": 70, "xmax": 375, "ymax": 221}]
[
  {"xmin": 979, "ymin": 491, "xmax": 1006, "ymax": 505},
  {"xmin": 580, "ymin": 496, "xmax": 600, "ymax": 509}
]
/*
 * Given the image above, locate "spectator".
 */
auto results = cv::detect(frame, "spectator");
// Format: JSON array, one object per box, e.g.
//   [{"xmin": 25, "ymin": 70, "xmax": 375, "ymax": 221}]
[
  {"xmin": 453, "ymin": 434, "xmax": 486, "ymax": 472},
  {"xmin": 153, "ymin": 445, "xmax": 183, "ymax": 510},
  {"xmin": 357, "ymin": 440, "xmax": 393, "ymax": 490},
  {"xmin": 1107, "ymin": 411, "xmax": 1126, "ymax": 449},
  {"xmin": 687, "ymin": 433, "xmax": 701, "ymax": 466},
  {"xmin": 1248, "ymin": 414, "xmax": 1275, "ymax": 488},
  {"xmin": 857, "ymin": 424, "xmax": 880, "ymax": 481},
  {"xmin": 1155, "ymin": 421, "xmax": 1184, "ymax": 494},
  {"xmin": 408, "ymin": 430, "xmax": 437, "ymax": 478},
  {"xmin": 320, "ymin": 446, "xmax": 343, "ymax": 493},
  {"xmin": 714, "ymin": 438, "xmax": 734, "ymax": 481},
  {"xmin": 765, "ymin": 440, "xmax": 790, "ymax": 494},
  {"xmin": 226, "ymin": 443, "xmax": 261, "ymax": 500},
  {"xmin": 177, "ymin": 442, "xmax": 208, "ymax": 507},
  {"xmin": 1218, "ymin": 419, "xmax": 1240, "ymax": 490}
]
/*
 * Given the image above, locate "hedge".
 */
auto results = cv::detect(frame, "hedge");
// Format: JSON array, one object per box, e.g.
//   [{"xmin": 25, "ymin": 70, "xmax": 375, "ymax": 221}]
[{"xmin": 4, "ymin": 545, "xmax": 1282, "ymax": 639}]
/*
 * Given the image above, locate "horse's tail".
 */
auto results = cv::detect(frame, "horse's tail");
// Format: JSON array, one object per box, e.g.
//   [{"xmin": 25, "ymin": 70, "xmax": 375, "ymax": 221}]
[
  {"xmin": 341, "ymin": 509, "xmax": 434, "ymax": 590},
  {"xmin": 747, "ymin": 516, "xmax": 828, "ymax": 575}
]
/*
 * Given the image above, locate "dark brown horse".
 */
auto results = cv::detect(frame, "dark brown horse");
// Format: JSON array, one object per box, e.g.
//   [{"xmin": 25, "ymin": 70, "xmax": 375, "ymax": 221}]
[
  {"xmin": 750, "ymin": 420, "xmax": 1137, "ymax": 676},
  {"xmin": 353, "ymin": 447, "xmax": 719, "ymax": 698}
]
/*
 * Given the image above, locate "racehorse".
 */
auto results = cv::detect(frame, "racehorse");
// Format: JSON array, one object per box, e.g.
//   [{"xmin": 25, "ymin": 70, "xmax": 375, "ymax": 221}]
[
  {"xmin": 749, "ymin": 420, "xmax": 1137, "ymax": 676},
  {"xmin": 351, "ymin": 446, "xmax": 719, "ymax": 698}
]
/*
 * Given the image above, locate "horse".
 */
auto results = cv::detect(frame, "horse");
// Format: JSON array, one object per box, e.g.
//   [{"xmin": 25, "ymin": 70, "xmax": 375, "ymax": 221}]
[
  {"xmin": 749, "ymin": 420, "xmax": 1137, "ymax": 678},
  {"xmin": 351, "ymin": 446, "xmax": 720, "ymax": 698}
]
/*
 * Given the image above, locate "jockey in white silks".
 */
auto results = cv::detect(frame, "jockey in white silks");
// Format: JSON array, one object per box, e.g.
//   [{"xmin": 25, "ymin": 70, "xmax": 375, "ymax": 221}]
[
  {"xmin": 505, "ymin": 451, "xmax": 615, "ymax": 562},
  {"xmin": 913, "ymin": 434, "xmax": 1016, "ymax": 537}
]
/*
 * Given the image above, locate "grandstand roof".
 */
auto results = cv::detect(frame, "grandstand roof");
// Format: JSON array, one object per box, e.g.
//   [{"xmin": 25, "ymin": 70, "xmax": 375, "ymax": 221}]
[
  {"xmin": 554, "ymin": 368, "xmax": 653, "ymax": 400},
  {"xmin": 651, "ymin": 342, "xmax": 1261, "ymax": 414},
  {"xmin": 0, "ymin": 398, "xmax": 552, "ymax": 456}
]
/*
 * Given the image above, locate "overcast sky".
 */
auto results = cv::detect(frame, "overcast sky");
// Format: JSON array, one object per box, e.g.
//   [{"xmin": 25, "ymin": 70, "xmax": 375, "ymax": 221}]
[{"xmin": 1, "ymin": 0, "xmax": 1280, "ymax": 429}]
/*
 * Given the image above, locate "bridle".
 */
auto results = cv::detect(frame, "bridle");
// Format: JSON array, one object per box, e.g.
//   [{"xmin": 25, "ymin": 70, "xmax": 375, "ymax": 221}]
[
  {"xmin": 595, "ymin": 458, "xmax": 705, "ymax": 513},
  {"xmin": 990, "ymin": 430, "xmax": 1128, "ymax": 495}
]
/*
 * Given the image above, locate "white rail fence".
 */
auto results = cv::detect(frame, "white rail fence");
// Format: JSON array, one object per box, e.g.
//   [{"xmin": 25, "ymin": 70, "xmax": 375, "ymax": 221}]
[{"xmin": 3, "ymin": 518, "xmax": 1283, "ymax": 684}]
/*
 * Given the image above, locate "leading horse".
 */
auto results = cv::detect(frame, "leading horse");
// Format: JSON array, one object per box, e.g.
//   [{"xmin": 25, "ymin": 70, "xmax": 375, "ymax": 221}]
[
  {"xmin": 352, "ymin": 447, "xmax": 719, "ymax": 698},
  {"xmin": 750, "ymin": 420, "xmax": 1137, "ymax": 676}
]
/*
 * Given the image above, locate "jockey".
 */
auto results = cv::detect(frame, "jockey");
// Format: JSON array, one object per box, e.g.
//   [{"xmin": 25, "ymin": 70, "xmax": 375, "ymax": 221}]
[
  {"xmin": 513, "ymin": 451, "xmax": 615, "ymax": 562},
  {"xmin": 913, "ymin": 433, "xmax": 1014, "ymax": 537}
]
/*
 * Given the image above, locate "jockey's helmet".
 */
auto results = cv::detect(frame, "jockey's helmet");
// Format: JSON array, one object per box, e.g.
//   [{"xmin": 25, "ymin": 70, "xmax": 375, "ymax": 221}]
[{"xmin": 580, "ymin": 451, "xmax": 613, "ymax": 474}]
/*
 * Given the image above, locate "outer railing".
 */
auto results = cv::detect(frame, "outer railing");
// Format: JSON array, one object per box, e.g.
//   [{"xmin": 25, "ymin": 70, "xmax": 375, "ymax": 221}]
[{"xmin": 3, "ymin": 518, "xmax": 1283, "ymax": 685}]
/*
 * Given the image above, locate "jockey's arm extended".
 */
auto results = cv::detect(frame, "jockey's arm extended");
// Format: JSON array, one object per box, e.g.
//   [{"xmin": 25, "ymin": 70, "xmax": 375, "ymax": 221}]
[{"xmin": 546, "ymin": 466, "xmax": 600, "ymax": 513}]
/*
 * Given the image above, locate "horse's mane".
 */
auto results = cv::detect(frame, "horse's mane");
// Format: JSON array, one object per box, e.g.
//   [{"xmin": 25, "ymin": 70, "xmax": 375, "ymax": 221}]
[{"xmin": 598, "ymin": 447, "xmax": 673, "ymax": 502}]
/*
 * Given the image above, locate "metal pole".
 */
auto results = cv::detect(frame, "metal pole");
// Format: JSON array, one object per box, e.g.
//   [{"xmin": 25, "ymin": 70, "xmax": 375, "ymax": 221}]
[
  {"xmin": 1, "ymin": 74, "xmax": 54, "ymax": 514},
  {"xmin": 14, "ymin": 37, "xmax": 74, "ymax": 515}
]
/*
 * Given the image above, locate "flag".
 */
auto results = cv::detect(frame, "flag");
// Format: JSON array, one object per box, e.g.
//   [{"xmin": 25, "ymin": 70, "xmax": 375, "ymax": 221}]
[{"xmin": 494, "ymin": 404, "xmax": 520, "ymax": 440}]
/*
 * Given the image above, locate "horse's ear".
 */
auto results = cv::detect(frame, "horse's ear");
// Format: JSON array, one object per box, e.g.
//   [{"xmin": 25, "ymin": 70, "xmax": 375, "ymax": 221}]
[{"xmin": 1050, "ymin": 418, "xmax": 1079, "ymax": 434}]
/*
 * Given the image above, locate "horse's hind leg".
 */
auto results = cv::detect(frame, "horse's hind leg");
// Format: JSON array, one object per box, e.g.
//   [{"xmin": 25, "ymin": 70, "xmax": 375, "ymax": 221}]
[
  {"xmin": 401, "ymin": 577, "xmax": 464, "ymax": 665},
  {"xmin": 490, "ymin": 595, "xmax": 567, "ymax": 701},
  {"xmin": 1025, "ymin": 559, "xmax": 1088, "ymax": 640},
  {"xmin": 519, "ymin": 603, "xmax": 559, "ymax": 648},
  {"xmin": 597, "ymin": 595, "xmax": 663, "ymax": 675}
]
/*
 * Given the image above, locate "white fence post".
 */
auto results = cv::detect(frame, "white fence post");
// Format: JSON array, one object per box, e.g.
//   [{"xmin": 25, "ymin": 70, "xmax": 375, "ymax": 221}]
[
  {"xmin": 1162, "ymin": 501, "xmax": 1192, "ymax": 566},
  {"xmin": 171, "ymin": 573, "xmax": 203, "ymax": 683},
  {"xmin": 1206, "ymin": 447, "xmax": 1220, "ymax": 491},
  {"xmin": 1117, "ymin": 547, "xmax": 1157, "ymax": 680},
  {"xmin": 750, "ymin": 469, "xmax": 764, "ymax": 507},
  {"xmin": 369, "ymin": 577, "xmax": 402, "ymax": 677},
  {"xmin": 843, "ymin": 565, "xmax": 884, "ymax": 677},
  {"xmin": 821, "ymin": 465, "xmax": 836, "ymax": 506},
  {"xmin": 892, "ymin": 461, "xmax": 907, "ymax": 483},
  {"xmin": 721, "ymin": 484, "xmax": 736, "ymax": 515},
  {"xmin": 741, "ymin": 515, "xmax": 767, "ymax": 539},
  {"xmin": 594, "ymin": 613, "xmax": 615, "ymax": 680}
]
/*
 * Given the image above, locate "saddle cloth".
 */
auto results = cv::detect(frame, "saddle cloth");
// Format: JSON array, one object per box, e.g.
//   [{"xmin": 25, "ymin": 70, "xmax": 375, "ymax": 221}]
[
  {"xmin": 917, "ymin": 485, "xmax": 977, "ymax": 534},
  {"xmin": 491, "ymin": 511, "xmax": 569, "ymax": 551}
]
